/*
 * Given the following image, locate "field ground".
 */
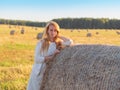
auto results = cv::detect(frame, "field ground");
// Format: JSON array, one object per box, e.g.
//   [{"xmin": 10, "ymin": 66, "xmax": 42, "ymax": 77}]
[{"xmin": 0, "ymin": 24, "xmax": 120, "ymax": 90}]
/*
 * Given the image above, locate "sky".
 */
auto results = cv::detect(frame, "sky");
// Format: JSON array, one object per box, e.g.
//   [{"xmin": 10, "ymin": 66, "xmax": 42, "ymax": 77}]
[{"xmin": 0, "ymin": 0, "xmax": 120, "ymax": 22}]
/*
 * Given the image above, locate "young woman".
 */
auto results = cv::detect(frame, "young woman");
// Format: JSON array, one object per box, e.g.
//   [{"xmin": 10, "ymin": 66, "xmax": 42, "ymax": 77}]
[{"xmin": 27, "ymin": 21, "xmax": 73, "ymax": 90}]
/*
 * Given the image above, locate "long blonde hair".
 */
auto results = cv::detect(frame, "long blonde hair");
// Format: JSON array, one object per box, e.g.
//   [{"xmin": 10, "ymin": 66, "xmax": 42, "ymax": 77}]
[{"xmin": 40, "ymin": 21, "xmax": 62, "ymax": 55}]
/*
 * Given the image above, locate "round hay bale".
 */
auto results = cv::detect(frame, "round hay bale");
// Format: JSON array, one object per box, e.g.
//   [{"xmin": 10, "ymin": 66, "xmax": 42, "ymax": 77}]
[
  {"xmin": 36, "ymin": 33, "xmax": 43, "ymax": 39},
  {"xmin": 9, "ymin": 25, "xmax": 11, "ymax": 28},
  {"xmin": 41, "ymin": 45, "xmax": 120, "ymax": 90},
  {"xmin": 10, "ymin": 30, "xmax": 15, "ymax": 35},
  {"xmin": 21, "ymin": 29, "xmax": 25, "ymax": 34},
  {"xmin": 71, "ymin": 30, "xmax": 73, "ymax": 32},
  {"xmin": 116, "ymin": 31, "xmax": 120, "ymax": 35},
  {"xmin": 78, "ymin": 30, "xmax": 80, "ymax": 32},
  {"xmin": 86, "ymin": 33, "xmax": 92, "ymax": 37},
  {"xmin": 96, "ymin": 32, "xmax": 99, "ymax": 35},
  {"xmin": 35, "ymin": 27, "xmax": 37, "ymax": 30}
]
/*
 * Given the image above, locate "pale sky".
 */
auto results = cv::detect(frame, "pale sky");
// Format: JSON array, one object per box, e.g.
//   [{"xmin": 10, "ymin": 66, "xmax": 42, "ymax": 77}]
[{"xmin": 0, "ymin": 0, "xmax": 120, "ymax": 22}]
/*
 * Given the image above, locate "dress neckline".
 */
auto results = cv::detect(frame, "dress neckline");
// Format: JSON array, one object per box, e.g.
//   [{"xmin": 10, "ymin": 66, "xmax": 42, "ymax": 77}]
[{"xmin": 50, "ymin": 41, "xmax": 55, "ymax": 43}]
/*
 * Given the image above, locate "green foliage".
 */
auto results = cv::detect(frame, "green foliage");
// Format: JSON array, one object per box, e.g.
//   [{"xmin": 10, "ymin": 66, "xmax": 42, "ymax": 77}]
[
  {"xmin": 1, "ymin": 18, "xmax": 120, "ymax": 29},
  {"xmin": 53, "ymin": 18, "xmax": 120, "ymax": 29}
]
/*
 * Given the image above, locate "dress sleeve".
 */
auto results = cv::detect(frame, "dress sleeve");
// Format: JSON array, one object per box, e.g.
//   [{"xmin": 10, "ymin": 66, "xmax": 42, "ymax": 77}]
[
  {"xmin": 62, "ymin": 39, "xmax": 73, "ymax": 46},
  {"xmin": 34, "ymin": 41, "xmax": 45, "ymax": 63}
]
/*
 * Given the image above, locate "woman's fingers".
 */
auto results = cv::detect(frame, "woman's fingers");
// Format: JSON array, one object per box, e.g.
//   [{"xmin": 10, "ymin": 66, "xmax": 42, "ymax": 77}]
[
  {"xmin": 54, "ymin": 49, "xmax": 60, "ymax": 54},
  {"xmin": 45, "ymin": 49, "xmax": 60, "ymax": 63}
]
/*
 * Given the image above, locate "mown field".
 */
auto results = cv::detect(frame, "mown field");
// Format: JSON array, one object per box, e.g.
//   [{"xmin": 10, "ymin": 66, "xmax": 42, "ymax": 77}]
[{"xmin": 0, "ymin": 24, "xmax": 120, "ymax": 90}]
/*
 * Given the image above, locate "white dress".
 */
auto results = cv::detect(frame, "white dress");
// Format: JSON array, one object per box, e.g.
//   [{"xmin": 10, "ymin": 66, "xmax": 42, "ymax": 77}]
[{"xmin": 27, "ymin": 39, "xmax": 73, "ymax": 90}]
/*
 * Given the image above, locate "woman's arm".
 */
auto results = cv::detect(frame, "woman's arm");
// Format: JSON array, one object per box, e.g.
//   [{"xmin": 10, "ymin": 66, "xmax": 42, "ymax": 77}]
[
  {"xmin": 34, "ymin": 41, "xmax": 45, "ymax": 63},
  {"xmin": 35, "ymin": 41, "xmax": 60, "ymax": 63},
  {"xmin": 44, "ymin": 49, "xmax": 60, "ymax": 63},
  {"xmin": 58, "ymin": 36, "xmax": 73, "ymax": 46}
]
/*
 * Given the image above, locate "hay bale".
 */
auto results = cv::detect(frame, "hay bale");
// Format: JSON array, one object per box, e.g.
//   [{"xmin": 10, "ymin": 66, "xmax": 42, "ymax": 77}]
[
  {"xmin": 116, "ymin": 31, "xmax": 120, "ymax": 35},
  {"xmin": 9, "ymin": 25, "xmax": 11, "ymax": 28},
  {"xmin": 86, "ymin": 33, "xmax": 92, "ymax": 37},
  {"xmin": 71, "ymin": 30, "xmax": 73, "ymax": 32},
  {"xmin": 36, "ymin": 33, "xmax": 43, "ymax": 39},
  {"xmin": 21, "ymin": 29, "xmax": 25, "ymax": 34},
  {"xmin": 10, "ymin": 30, "xmax": 15, "ymax": 35},
  {"xmin": 41, "ymin": 45, "xmax": 120, "ymax": 90},
  {"xmin": 96, "ymin": 32, "xmax": 99, "ymax": 35},
  {"xmin": 78, "ymin": 30, "xmax": 80, "ymax": 32},
  {"xmin": 35, "ymin": 27, "xmax": 37, "ymax": 30}
]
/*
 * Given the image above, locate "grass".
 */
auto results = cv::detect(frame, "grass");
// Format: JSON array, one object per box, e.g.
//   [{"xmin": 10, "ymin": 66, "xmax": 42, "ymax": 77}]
[{"xmin": 0, "ymin": 24, "xmax": 120, "ymax": 90}]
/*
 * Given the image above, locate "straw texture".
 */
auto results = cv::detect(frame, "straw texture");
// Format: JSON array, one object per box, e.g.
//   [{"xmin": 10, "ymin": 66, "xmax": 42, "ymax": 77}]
[{"xmin": 41, "ymin": 44, "xmax": 120, "ymax": 90}]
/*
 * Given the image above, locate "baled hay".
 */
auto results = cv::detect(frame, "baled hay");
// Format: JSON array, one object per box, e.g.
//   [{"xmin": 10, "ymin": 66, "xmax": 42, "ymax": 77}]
[{"xmin": 41, "ymin": 45, "xmax": 120, "ymax": 90}]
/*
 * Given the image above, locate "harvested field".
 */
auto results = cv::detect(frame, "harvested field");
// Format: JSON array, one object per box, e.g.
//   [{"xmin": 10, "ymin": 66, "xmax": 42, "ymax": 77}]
[{"xmin": 41, "ymin": 45, "xmax": 120, "ymax": 90}]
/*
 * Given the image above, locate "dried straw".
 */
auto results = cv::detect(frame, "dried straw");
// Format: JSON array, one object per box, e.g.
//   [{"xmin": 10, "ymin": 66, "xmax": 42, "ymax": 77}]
[{"xmin": 41, "ymin": 44, "xmax": 120, "ymax": 90}]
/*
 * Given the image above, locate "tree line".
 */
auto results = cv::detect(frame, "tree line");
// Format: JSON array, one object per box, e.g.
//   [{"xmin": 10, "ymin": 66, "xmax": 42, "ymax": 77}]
[
  {"xmin": 0, "ymin": 19, "xmax": 46, "ymax": 27},
  {"xmin": 0, "ymin": 18, "xmax": 120, "ymax": 29}
]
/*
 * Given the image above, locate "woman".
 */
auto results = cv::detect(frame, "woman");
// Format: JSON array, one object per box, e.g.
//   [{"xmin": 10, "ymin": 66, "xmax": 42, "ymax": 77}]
[{"xmin": 27, "ymin": 21, "xmax": 73, "ymax": 90}]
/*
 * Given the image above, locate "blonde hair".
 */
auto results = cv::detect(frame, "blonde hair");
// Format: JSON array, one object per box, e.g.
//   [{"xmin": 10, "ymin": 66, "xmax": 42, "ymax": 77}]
[{"xmin": 40, "ymin": 21, "xmax": 62, "ymax": 55}]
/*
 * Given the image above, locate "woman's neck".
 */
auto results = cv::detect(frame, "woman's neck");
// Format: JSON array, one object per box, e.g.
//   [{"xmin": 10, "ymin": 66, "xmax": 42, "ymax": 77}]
[
  {"xmin": 50, "ymin": 38, "xmax": 54, "ymax": 42},
  {"xmin": 50, "ymin": 40, "xmax": 54, "ymax": 42}
]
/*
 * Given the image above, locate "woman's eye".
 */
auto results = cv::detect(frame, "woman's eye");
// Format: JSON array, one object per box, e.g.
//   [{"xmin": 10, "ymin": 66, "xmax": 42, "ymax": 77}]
[
  {"xmin": 54, "ymin": 30, "xmax": 57, "ymax": 32},
  {"xmin": 50, "ymin": 29, "xmax": 57, "ymax": 32}
]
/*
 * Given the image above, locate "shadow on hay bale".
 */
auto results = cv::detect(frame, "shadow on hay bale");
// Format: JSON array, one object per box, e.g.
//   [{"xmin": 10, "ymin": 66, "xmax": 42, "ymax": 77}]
[{"xmin": 41, "ymin": 44, "xmax": 120, "ymax": 90}]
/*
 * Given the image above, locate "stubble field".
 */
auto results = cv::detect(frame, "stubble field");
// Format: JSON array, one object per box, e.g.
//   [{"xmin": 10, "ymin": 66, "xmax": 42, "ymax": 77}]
[{"xmin": 0, "ymin": 24, "xmax": 120, "ymax": 90}]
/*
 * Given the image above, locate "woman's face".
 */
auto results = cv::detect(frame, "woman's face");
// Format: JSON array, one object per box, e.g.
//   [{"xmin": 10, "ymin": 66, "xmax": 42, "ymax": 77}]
[{"xmin": 47, "ymin": 25, "xmax": 58, "ymax": 40}]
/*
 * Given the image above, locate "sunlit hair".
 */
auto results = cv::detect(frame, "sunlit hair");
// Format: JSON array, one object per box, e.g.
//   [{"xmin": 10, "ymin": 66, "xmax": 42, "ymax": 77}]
[{"xmin": 40, "ymin": 21, "xmax": 62, "ymax": 55}]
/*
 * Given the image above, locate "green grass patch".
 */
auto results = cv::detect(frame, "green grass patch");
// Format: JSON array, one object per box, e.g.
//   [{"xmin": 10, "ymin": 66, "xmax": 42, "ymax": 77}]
[{"xmin": 1, "ymin": 43, "xmax": 34, "ymax": 50}]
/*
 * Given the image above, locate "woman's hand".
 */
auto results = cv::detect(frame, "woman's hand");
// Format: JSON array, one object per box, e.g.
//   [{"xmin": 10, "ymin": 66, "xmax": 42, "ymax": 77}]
[
  {"xmin": 45, "ymin": 55, "xmax": 54, "ymax": 63},
  {"xmin": 54, "ymin": 49, "xmax": 60, "ymax": 55},
  {"xmin": 58, "ymin": 35, "xmax": 70, "ymax": 41},
  {"xmin": 45, "ymin": 49, "xmax": 60, "ymax": 63}
]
